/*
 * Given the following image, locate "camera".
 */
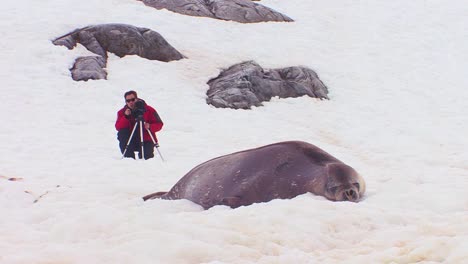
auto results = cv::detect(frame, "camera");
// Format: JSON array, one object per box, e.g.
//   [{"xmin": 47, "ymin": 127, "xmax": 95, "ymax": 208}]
[{"xmin": 132, "ymin": 99, "xmax": 147, "ymax": 118}]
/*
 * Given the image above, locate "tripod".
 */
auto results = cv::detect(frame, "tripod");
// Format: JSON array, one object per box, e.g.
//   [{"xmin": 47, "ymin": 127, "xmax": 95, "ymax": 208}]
[{"xmin": 121, "ymin": 116, "xmax": 164, "ymax": 161}]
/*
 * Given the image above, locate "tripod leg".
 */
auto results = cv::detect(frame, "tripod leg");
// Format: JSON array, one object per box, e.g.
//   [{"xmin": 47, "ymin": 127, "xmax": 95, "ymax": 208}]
[
  {"xmin": 146, "ymin": 128, "xmax": 165, "ymax": 162},
  {"xmin": 139, "ymin": 120, "xmax": 145, "ymax": 159},
  {"xmin": 154, "ymin": 146, "xmax": 165, "ymax": 162},
  {"xmin": 121, "ymin": 123, "xmax": 139, "ymax": 159}
]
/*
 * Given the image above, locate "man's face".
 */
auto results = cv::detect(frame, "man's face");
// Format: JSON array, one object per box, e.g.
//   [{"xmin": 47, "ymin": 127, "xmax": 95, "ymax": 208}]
[{"xmin": 125, "ymin": 94, "xmax": 137, "ymax": 109}]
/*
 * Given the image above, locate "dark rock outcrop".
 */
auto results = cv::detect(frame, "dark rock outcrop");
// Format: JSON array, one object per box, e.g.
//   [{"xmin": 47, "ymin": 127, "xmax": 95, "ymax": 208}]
[
  {"xmin": 53, "ymin": 24, "xmax": 185, "ymax": 81},
  {"xmin": 53, "ymin": 24, "xmax": 185, "ymax": 61},
  {"xmin": 70, "ymin": 56, "xmax": 107, "ymax": 81},
  {"xmin": 138, "ymin": 0, "xmax": 293, "ymax": 23},
  {"xmin": 206, "ymin": 61, "xmax": 329, "ymax": 109}
]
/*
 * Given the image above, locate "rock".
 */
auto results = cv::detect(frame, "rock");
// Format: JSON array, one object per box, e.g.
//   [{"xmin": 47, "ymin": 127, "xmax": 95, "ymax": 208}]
[
  {"xmin": 70, "ymin": 56, "xmax": 107, "ymax": 81},
  {"xmin": 53, "ymin": 24, "xmax": 185, "ymax": 61},
  {"xmin": 206, "ymin": 61, "xmax": 329, "ymax": 109},
  {"xmin": 53, "ymin": 24, "xmax": 185, "ymax": 81},
  {"xmin": 138, "ymin": 0, "xmax": 293, "ymax": 23}
]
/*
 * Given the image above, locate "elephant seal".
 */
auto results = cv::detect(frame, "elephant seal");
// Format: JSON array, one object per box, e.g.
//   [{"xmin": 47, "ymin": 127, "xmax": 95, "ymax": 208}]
[{"xmin": 143, "ymin": 141, "xmax": 365, "ymax": 209}]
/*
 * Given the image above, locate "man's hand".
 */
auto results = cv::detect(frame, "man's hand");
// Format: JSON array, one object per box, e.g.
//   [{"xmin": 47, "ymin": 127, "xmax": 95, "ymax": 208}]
[
  {"xmin": 124, "ymin": 108, "xmax": 132, "ymax": 117},
  {"xmin": 144, "ymin": 122, "xmax": 151, "ymax": 130}
]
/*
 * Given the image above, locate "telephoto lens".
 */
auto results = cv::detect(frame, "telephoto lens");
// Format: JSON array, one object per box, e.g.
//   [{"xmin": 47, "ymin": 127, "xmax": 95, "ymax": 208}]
[{"xmin": 132, "ymin": 100, "xmax": 147, "ymax": 118}]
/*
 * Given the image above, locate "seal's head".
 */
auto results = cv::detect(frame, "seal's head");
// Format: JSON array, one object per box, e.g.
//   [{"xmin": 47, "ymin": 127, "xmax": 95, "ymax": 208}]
[{"xmin": 324, "ymin": 163, "xmax": 366, "ymax": 202}]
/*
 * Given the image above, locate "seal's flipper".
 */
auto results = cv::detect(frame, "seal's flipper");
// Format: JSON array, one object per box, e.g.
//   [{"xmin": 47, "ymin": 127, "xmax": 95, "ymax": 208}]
[
  {"xmin": 142, "ymin": 191, "xmax": 167, "ymax": 201},
  {"xmin": 221, "ymin": 196, "xmax": 241, "ymax": 208}
]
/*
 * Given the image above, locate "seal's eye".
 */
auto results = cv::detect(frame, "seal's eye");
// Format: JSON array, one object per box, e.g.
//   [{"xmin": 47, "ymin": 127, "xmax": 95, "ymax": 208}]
[
  {"xmin": 353, "ymin": 183, "xmax": 360, "ymax": 190},
  {"xmin": 328, "ymin": 186, "xmax": 338, "ymax": 193}
]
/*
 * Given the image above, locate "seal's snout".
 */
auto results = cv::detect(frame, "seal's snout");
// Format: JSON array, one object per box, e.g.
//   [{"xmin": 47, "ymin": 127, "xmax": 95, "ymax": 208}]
[{"xmin": 344, "ymin": 188, "xmax": 359, "ymax": 202}]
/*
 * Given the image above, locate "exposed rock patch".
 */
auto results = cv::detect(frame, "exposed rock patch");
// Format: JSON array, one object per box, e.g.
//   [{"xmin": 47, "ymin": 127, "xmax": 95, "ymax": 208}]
[
  {"xmin": 138, "ymin": 0, "xmax": 293, "ymax": 23},
  {"xmin": 70, "ymin": 56, "xmax": 107, "ymax": 81},
  {"xmin": 206, "ymin": 61, "xmax": 329, "ymax": 109},
  {"xmin": 53, "ymin": 24, "xmax": 184, "ymax": 81}
]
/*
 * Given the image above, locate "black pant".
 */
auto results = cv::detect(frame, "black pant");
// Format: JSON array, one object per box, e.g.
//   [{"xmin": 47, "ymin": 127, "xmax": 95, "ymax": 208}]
[{"xmin": 118, "ymin": 128, "xmax": 154, "ymax": 160}]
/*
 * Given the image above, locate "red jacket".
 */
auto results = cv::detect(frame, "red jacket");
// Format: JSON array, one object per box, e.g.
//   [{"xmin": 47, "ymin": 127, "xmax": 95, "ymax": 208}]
[{"xmin": 115, "ymin": 103, "xmax": 164, "ymax": 142}]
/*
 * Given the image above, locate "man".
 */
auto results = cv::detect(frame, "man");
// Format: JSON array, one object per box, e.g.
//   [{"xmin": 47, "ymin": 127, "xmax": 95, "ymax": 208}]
[{"xmin": 115, "ymin": 90, "xmax": 164, "ymax": 159}]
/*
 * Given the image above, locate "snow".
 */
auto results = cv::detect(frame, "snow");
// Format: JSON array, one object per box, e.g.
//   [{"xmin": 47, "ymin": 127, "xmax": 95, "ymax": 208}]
[{"xmin": 1, "ymin": 0, "xmax": 467, "ymax": 263}]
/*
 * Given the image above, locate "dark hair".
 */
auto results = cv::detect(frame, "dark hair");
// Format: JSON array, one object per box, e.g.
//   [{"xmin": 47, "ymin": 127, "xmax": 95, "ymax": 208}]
[{"xmin": 124, "ymin": 90, "xmax": 138, "ymax": 98}]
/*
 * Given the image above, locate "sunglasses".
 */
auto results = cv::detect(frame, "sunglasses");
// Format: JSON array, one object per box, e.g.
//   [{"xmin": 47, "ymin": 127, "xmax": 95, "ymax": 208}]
[{"xmin": 126, "ymin": 98, "xmax": 136, "ymax": 103}]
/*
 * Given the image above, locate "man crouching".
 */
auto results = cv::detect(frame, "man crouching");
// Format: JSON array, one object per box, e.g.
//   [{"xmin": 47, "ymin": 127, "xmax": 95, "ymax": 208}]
[{"xmin": 115, "ymin": 90, "xmax": 163, "ymax": 159}]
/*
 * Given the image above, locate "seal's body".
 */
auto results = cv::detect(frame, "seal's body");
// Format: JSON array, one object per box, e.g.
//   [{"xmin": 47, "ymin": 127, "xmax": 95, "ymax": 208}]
[{"xmin": 143, "ymin": 141, "xmax": 365, "ymax": 209}]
